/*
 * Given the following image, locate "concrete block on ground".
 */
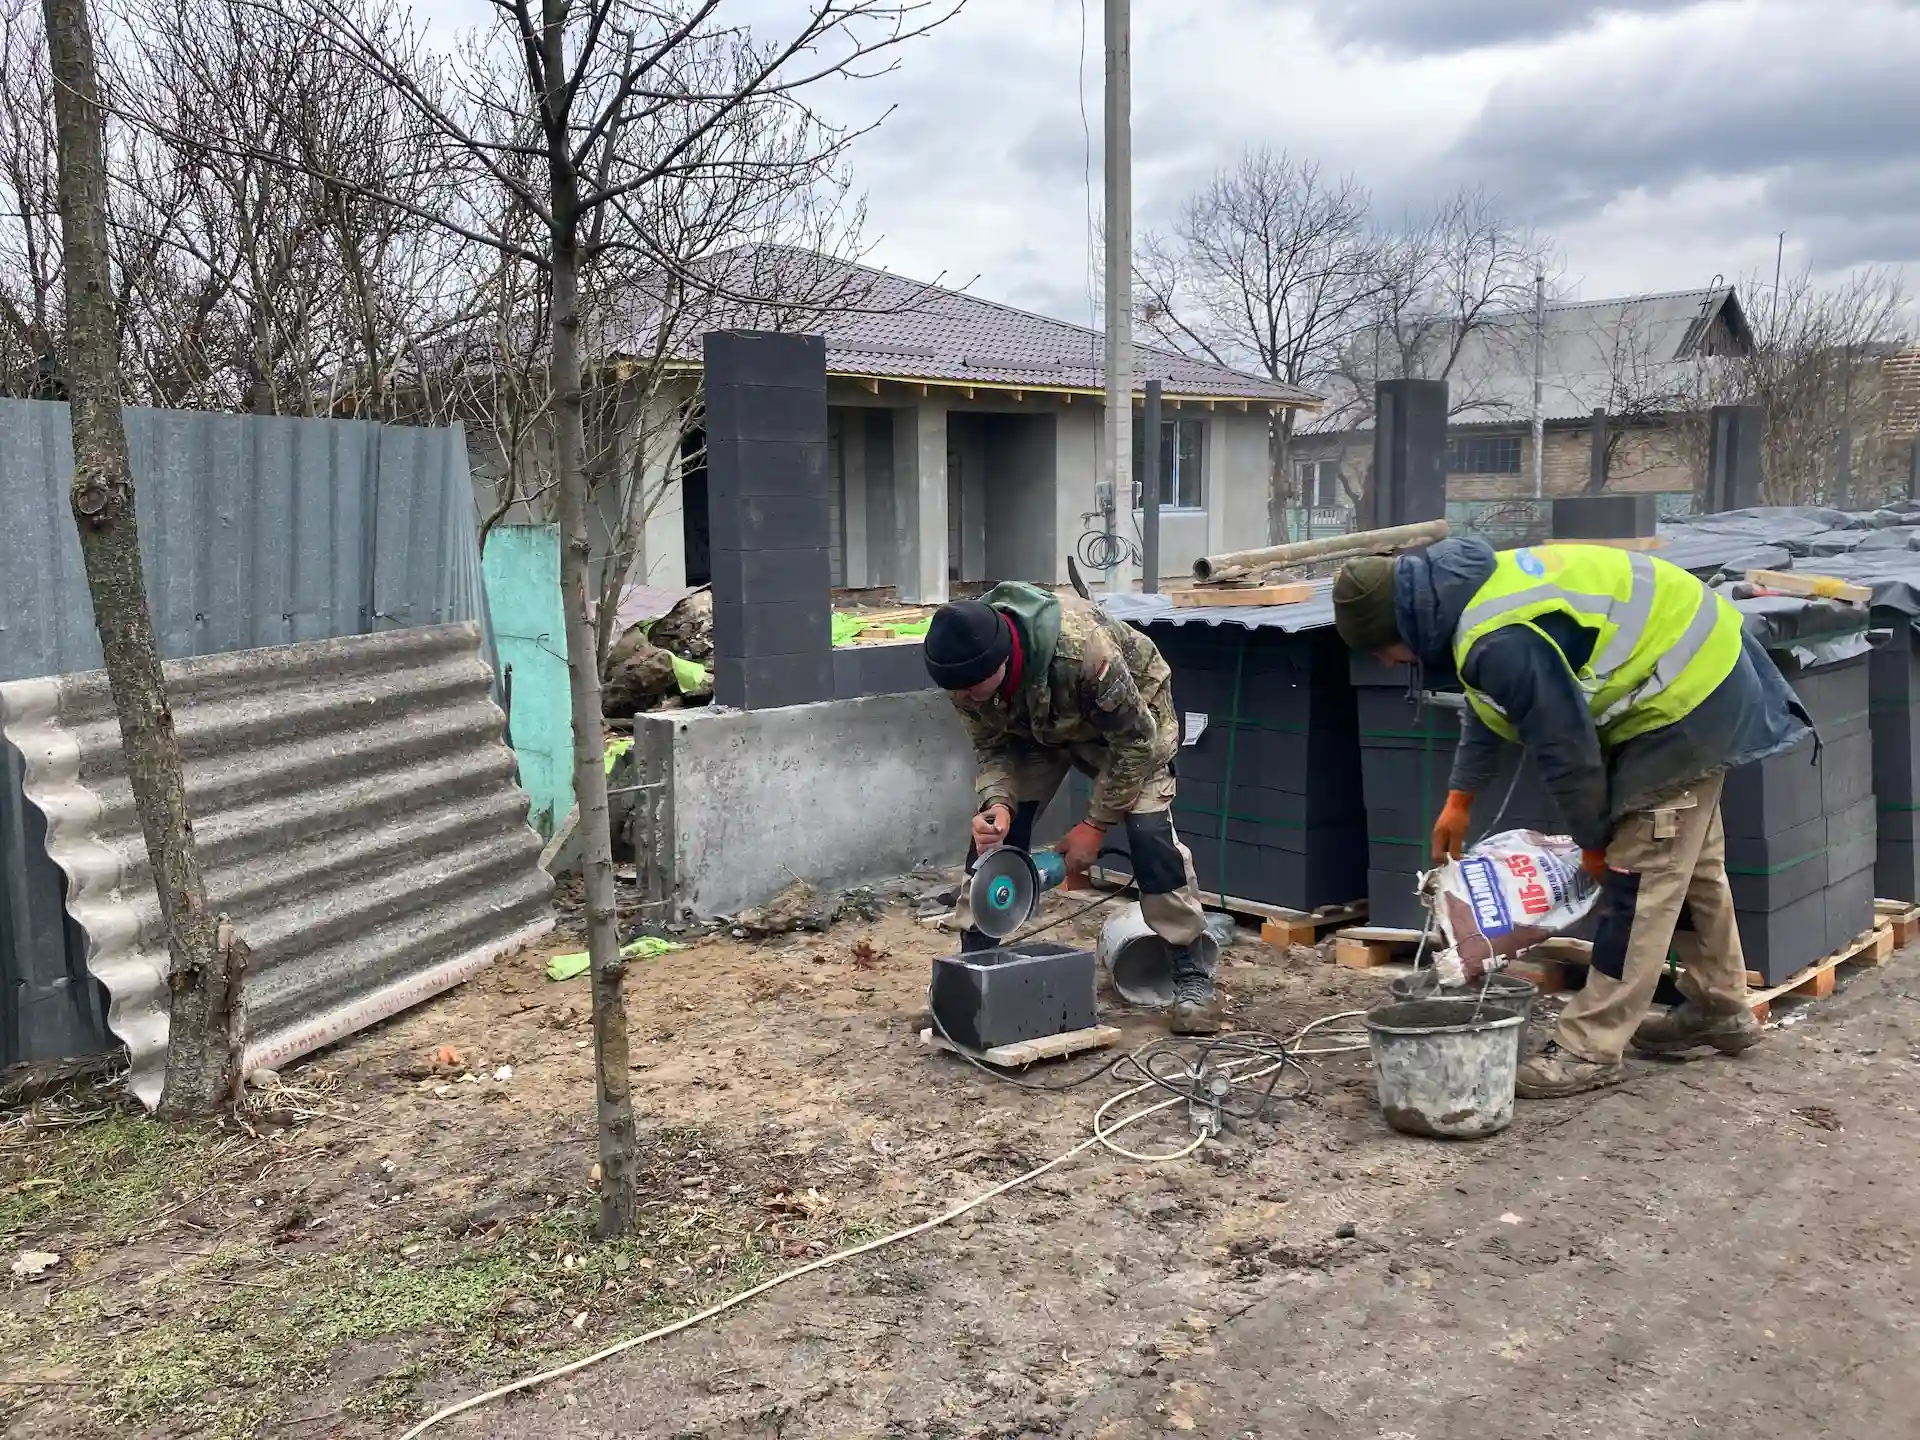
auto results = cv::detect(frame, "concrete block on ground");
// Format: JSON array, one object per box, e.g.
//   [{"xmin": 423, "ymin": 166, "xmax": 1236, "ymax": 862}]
[
  {"xmin": 633, "ymin": 691, "xmax": 974, "ymax": 917},
  {"xmin": 1551, "ymin": 494, "xmax": 1657, "ymax": 540}
]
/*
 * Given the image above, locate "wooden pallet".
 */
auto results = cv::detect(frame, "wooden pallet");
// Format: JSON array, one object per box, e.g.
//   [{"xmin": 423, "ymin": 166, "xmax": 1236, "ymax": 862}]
[
  {"xmin": 1747, "ymin": 923, "xmax": 1895, "ymax": 1021},
  {"xmin": 1089, "ymin": 867, "xmax": 1365, "ymax": 941},
  {"xmin": 921, "ymin": 1023, "xmax": 1122, "ymax": 1068},
  {"xmin": 1330, "ymin": 926, "xmax": 1436, "ymax": 969},
  {"xmin": 1876, "ymin": 899, "xmax": 1920, "ymax": 948}
]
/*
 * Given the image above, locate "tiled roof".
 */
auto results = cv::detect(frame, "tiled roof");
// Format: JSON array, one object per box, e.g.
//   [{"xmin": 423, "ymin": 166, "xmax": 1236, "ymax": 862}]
[{"xmin": 615, "ymin": 245, "xmax": 1318, "ymax": 407}]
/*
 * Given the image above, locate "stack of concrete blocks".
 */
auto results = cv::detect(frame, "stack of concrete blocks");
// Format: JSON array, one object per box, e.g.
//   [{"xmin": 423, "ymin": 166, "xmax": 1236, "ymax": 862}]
[
  {"xmin": 1348, "ymin": 658, "xmax": 1569, "ymax": 931},
  {"xmin": 1131, "ymin": 621, "xmax": 1368, "ymax": 912},
  {"xmin": 1366, "ymin": 379, "xmax": 1448, "ymax": 530},
  {"xmin": 1720, "ymin": 652, "xmax": 1875, "ymax": 983},
  {"xmin": 1870, "ymin": 627, "xmax": 1920, "ymax": 902}
]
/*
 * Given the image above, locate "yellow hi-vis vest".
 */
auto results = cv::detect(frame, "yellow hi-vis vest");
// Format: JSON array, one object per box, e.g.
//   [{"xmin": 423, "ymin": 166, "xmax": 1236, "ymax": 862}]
[{"xmin": 1453, "ymin": 544, "xmax": 1744, "ymax": 748}]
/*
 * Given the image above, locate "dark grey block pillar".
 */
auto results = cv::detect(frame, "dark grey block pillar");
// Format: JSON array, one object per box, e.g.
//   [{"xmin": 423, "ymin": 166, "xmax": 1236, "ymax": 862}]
[
  {"xmin": 1587, "ymin": 407, "xmax": 1609, "ymax": 492},
  {"xmin": 703, "ymin": 330, "xmax": 833, "ymax": 710},
  {"xmin": 1552, "ymin": 493, "xmax": 1656, "ymax": 539},
  {"xmin": 1707, "ymin": 404, "xmax": 1764, "ymax": 512},
  {"xmin": 1369, "ymin": 379, "xmax": 1448, "ymax": 529}
]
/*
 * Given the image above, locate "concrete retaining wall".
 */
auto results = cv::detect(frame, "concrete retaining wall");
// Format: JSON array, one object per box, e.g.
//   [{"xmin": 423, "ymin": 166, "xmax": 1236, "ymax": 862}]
[{"xmin": 638, "ymin": 690, "xmax": 975, "ymax": 917}]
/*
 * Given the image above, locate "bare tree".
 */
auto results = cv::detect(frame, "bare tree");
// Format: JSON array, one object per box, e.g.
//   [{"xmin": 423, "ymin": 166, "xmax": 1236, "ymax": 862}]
[
  {"xmin": 42, "ymin": 0, "xmax": 229, "ymax": 1114},
  {"xmin": 1678, "ymin": 265, "xmax": 1914, "ymax": 506},
  {"xmin": 155, "ymin": 0, "xmax": 964, "ymax": 1236},
  {"xmin": 1137, "ymin": 148, "xmax": 1375, "ymax": 540},
  {"xmin": 0, "ymin": 0, "xmax": 61, "ymax": 391},
  {"xmin": 1313, "ymin": 186, "xmax": 1553, "ymax": 511}
]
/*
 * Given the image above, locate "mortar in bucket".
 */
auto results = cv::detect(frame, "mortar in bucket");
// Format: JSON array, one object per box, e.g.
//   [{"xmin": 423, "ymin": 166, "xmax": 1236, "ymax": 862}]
[
  {"xmin": 1097, "ymin": 905, "xmax": 1222, "ymax": 1007},
  {"xmin": 1365, "ymin": 997, "xmax": 1526, "ymax": 1140}
]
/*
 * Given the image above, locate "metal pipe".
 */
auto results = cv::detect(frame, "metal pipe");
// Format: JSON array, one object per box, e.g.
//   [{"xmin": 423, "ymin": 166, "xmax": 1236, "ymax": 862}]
[
  {"xmin": 1192, "ymin": 519, "xmax": 1449, "ymax": 584},
  {"xmin": 1141, "ymin": 379, "xmax": 1161, "ymax": 593},
  {"xmin": 1530, "ymin": 271, "xmax": 1545, "ymax": 500}
]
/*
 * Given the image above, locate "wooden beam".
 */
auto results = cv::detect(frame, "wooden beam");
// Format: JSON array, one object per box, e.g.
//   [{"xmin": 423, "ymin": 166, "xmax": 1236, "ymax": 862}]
[
  {"xmin": 858, "ymin": 376, "xmax": 879, "ymax": 394},
  {"xmin": 1746, "ymin": 569, "xmax": 1872, "ymax": 603},
  {"xmin": 915, "ymin": 382, "xmax": 928, "ymax": 398},
  {"xmin": 1061, "ymin": 392, "xmax": 1073, "ymax": 404},
  {"xmin": 1235, "ymin": 399, "xmax": 1248, "ymax": 411},
  {"xmin": 1011, "ymin": 389, "xmax": 1023, "ymax": 402},
  {"xmin": 964, "ymin": 385, "xmax": 975, "ymax": 399},
  {"xmin": 1205, "ymin": 399, "xmax": 1217, "ymax": 411},
  {"xmin": 1166, "ymin": 581, "xmax": 1314, "ymax": 608}
]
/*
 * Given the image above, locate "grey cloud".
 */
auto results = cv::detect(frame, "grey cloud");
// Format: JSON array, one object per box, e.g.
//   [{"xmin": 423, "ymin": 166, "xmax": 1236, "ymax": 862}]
[
  {"xmin": 1298, "ymin": 0, "xmax": 1698, "ymax": 55},
  {"xmin": 1446, "ymin": 3, "xmax": 1920, "ymax": 269}
]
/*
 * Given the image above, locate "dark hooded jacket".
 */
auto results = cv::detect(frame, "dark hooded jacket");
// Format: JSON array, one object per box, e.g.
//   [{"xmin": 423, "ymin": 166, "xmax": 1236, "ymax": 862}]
[{"xmin": 1393, "ymin": 536, "xmax": 1811, "ymax": 850}]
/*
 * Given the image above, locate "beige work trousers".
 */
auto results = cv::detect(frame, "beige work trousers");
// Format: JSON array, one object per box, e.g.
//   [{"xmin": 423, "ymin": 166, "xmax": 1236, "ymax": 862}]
[
  {"xmin": 953, "ymin": 743, "xmax": 1209, "ymax": 949},
  {"xmin": 1554, "ymin": 772, "xmax": 1751, "ymax": 1065}
]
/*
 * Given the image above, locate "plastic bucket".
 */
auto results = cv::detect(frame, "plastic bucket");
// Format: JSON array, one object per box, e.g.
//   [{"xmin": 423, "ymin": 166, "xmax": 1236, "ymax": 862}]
[
  {"xmin": 1364, "ymin": 998, "xmax": 1527, "ymax": 1140},
  {"xmin": 1097, "ymin": 904, "xmax": 1220, "ymax": 1007},
  {"xmin": 1388, "ymin": 972, "xmax": 1539, "ymax": 1064}
]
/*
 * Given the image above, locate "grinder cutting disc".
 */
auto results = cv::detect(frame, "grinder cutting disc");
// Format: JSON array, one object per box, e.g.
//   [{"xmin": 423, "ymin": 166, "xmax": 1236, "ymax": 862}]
[{"xmin": 970, "ymin": 844, "xmax": 1041, "ymax": 941}]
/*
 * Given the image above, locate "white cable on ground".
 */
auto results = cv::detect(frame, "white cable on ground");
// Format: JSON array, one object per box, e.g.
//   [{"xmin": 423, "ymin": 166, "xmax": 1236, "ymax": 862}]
[
  {"xmin": 398, "ymin": 1076, "xmax": 1191, "ymax": 1438},
  {"xmin": 399, "ymin": 1006, "xmax": 1379, "ymax": 1437}
]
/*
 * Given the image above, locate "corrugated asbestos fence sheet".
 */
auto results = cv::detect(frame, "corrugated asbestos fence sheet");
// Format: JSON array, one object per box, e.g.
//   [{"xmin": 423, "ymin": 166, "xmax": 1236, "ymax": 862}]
[
  {"xmin": 0, "ymin": 401, "xmax": 499, "ymax": 1071},
  {"xmin": 0, "ymin": 624, "xmax": 553, "ymax": 1108}
]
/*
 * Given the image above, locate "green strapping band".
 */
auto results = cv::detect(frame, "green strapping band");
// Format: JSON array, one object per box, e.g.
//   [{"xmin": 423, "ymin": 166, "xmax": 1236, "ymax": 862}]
[{"xmin": 1725, "ymin": 846, "xmax": 1830, "ymax": 877}]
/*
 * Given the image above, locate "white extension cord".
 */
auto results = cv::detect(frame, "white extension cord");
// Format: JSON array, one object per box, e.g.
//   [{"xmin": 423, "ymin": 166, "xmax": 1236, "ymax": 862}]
[{"xmin": 398, "ymin": 1009, "xmax": 1372, "ymax": 1437}]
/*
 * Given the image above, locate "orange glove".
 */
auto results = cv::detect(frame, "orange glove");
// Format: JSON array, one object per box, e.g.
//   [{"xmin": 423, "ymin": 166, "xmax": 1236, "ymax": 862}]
[
  {"xmin": 1431, "ymin": 789, "xmax": 1474, "ymax": 860},
  {"xmin": 1581, "ymin": 848, "xmax": 1609, "ymax": 882},
  {"xmin": 1059, "ymin": 821, "xmax": 1106, "ymax": 875}
]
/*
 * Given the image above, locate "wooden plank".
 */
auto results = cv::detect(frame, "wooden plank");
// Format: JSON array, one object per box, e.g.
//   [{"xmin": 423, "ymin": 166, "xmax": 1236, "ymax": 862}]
[
  {"xmin": 1745, "ymin": 569, "xmax": 1872, "ymax": 604},
  {"xmin": 922, "ymin": 1023, "xmax": 1121, "ymax": 1068},
  {"xmin": 1577, "ymin": 536, "xmax": 1667, "ymax": 552},
  {"xmin": 1166, "ymin": 581, "xmax": 1315, "ymax": 609},
  {"xmin": 1331, "ymin": 926, "xmax": 1432, "ymax": 969},
  {"xmin": 1875, "ymin": 899, "xmax": 1920, "ymax": 948},
  {"xmin": 1259, "ymin": 900, "xmax": 1368, "ymax": 949}
]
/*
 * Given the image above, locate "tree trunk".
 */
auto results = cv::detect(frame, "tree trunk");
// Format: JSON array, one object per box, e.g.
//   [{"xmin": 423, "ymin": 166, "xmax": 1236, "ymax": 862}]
[
  {"xmin": 42, "ymin": 0, "xmax": 229, "ymax": 1116},
  {"xmin": 549, "ymin": 220, "xmax": 638, "ymax": 1235}
]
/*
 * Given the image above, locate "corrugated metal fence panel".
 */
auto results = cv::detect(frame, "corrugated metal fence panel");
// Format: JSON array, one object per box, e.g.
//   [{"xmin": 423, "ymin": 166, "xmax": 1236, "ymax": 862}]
[
  {"xmin": 0, "ymin": 623, "xmax": 553, "ymax": 1108},
  {"xmin": 0, "ymin": 401, "xmax": 491, "ymax": 682},
  {"xmin": 0, "ymin": 733, "xmax": 102, "ymax": 1065}
]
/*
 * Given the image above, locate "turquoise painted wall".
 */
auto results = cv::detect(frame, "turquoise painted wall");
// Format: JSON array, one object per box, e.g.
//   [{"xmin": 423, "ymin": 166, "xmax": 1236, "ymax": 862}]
[{"xmin": 482, "ymin": 524, "xmax": 573, "ymax": 838}]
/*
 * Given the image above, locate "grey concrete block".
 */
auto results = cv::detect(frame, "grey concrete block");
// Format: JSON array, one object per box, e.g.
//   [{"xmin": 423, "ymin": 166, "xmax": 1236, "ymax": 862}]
[
  {"xmin": 708, "ymin": 493, "xmax": 832, "ymax": 554},
  {"xmin": 1876, "ymin": 838, "xmax": 1920, "ymax": 904},
  {"xmin": 702, "ymin": 330, "xmax": 827, "ymax": 390},
  {"xmin": 712, "ymin": 592, "xmax": 830, "ymax": 660},
  {"xmin": 706, "ymin": 437, "xmax": 830, "ymax": 499},
  {"xmin": 704, "ymin": 384, "xmax": 828, "ymax": 447},
  {"xmin": 1551, "ymin": 494, "xmax": 1657, "ymax": 539},
  {"xmin": 714, "ymin": 652, "xmax": 835, "ymax": 711},
  {"xmin": 708, "ymin": 545, "xmax": 830, "ymax": 605},
  {"xmin": 1822, "ymin": 731, "xmax": 1873, "ymax": 814},
  {"xmin": 1737, "ymin": 890, "xmax": 1828, "ymax": 985},
  {"xmin": 1827, "ymin": 798, "xmax": 1877, "ymax": 886},
  {"xmin": 832, "ymin": 642, "xmax": 932, "ymax": 699},
  {"xmin": 1722, "ymin": 746, "xmax": 1825, "ymax": 839},
  {"xmin": 1826, "ymin": 867, "xmax": 1877, "ymax": 956},
  {"xmin": 928, "ymin": 942, "xmax": 1098, "ymax": 1051}
]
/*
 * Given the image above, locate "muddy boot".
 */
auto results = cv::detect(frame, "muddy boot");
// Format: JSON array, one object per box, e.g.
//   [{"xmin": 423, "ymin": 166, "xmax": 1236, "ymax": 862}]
[
  {"xmin": 1631, "ymin": 1001, "xmax": 1760, "ymax": 1057},
  {"xmin": 1166, "ymin": 947, "xmax": 1220, "ymax": 1035},
  {"xmin": 1515, "ymin": 1041, "xmax": 1625, "ymax": 1100}
]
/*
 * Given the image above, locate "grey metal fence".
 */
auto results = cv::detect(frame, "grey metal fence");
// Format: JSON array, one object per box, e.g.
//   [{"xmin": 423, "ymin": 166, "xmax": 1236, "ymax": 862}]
[{"xmin": 0, "ymin": 401, "xmax": 494, "ymax": 1069}]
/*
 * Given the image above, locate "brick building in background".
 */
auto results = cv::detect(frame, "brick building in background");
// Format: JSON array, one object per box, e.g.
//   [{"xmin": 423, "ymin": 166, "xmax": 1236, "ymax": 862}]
[{"xmin": 1291, "ymin": 286, "xmax": 1754, "ymax": 527}]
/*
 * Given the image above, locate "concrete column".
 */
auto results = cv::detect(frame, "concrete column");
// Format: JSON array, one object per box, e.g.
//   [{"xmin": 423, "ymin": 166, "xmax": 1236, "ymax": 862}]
[
  {"xmin": 894, "ymin": 402, "xmax": 948, "ymax": 603},
  {"xmin": 842, "ymin": 408, "xmax": 869, "ymax": 588}
]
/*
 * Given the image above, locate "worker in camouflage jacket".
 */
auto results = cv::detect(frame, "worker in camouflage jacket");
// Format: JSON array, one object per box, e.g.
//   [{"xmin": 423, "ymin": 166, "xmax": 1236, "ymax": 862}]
[{"xmin": 922, "ymin": 582, "xmax": 1217, "ymax": 1033}]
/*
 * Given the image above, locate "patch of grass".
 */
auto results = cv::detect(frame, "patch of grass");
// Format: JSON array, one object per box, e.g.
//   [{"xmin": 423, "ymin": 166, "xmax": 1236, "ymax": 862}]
[{"xmin": 0, "ymin": 1107, "xmax": 227, "ymax": 1244}]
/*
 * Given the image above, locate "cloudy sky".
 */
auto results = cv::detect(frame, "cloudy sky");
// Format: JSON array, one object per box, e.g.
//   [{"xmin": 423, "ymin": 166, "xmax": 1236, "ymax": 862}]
[{"xmin": 422, "ymin": 0, "xmax": 1920, "ymax": 325}]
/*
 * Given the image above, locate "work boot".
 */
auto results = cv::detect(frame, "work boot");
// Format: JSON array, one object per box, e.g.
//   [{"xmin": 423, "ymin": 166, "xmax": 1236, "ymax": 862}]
[
  {"xmin": 1166, "ymin": 946, "xmax": 1221, "ymax": 1035},
  {"xmin": 1631, "ymin": 1001, "xmax": 1761, "ymax": 1058},
  {"xmin": 1514, "ymin": 1041, "xmax": 1625, "ymax": 1100}
]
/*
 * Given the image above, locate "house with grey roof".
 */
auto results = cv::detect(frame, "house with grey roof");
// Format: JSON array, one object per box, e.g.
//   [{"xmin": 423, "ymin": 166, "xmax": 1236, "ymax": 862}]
[
  {"xmin": 1290, "ymin": 286, "xmax": 1752, "ymax": 522},
  {"xmin": 566, "ymin": 248, "xmax": 1321, "ymax": 603}
]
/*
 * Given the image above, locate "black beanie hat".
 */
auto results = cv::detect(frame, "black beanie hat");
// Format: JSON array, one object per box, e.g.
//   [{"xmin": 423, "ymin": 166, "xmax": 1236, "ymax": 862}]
[
  {"xmin": 923, "ymin": 600, "xmax": 1012, "ymax": 689},
  {"xmin": 1331, "ymin": 555, "xmax": 1403, "ymax": 654}
]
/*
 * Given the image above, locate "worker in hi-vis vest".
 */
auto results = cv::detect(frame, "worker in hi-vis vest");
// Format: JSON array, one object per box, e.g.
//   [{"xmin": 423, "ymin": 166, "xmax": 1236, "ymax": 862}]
[{"xmin": 1331, "ymin": 536, "xmax": 1809, "ymax": 1100}]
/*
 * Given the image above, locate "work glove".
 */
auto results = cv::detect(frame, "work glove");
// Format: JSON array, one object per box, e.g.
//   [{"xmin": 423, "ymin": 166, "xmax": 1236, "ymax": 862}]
[
  {"xmin": 1059, "ymin": 820, "xmax": 1106, "ymax": 876},
  {"xmin": 1581, "ymin": 848, "xmax": 1609, "ymax": 882},
  {"xmin": 971, "ymin": 803, "xmax": 1013, "ymax": 852},
  {"xmin": 1430, "ymin": 789, "xmax": 1474, "ymax": 861}
]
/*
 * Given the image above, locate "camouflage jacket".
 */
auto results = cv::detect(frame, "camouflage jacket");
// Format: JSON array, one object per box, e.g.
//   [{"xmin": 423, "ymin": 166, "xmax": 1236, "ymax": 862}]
[{"xmin": 956, "ymin": 590, "xmax": 1177, "ymax": 826}]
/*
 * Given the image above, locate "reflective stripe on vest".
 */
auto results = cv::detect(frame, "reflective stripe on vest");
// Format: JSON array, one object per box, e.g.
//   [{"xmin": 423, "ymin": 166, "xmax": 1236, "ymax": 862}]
[{"xmin": 1452, "ymin": 544, "xmax": 1743, "ymax": 747}]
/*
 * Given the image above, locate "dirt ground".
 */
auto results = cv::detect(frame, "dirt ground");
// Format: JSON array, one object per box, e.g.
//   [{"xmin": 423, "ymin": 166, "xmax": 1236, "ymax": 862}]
[{"xmin": 2, "ymin": 880, "xmax": 1915, "ymax": 1439}]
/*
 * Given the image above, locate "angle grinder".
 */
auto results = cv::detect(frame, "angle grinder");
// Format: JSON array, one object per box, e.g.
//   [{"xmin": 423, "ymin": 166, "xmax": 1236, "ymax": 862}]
[{"xmin": 968, "ymin": 843, "xmax": 1072, "ymax": 941}]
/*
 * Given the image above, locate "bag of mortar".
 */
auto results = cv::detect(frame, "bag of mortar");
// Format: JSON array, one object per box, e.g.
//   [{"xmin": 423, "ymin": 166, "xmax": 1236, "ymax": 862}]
[{"xmin": 1429, "ymin": 829, "xmax": 1599, "ymax": 988}]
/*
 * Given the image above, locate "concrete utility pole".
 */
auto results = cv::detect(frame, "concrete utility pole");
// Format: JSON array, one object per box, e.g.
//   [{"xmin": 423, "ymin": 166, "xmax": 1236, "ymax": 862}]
[
  {"xmin": 1102, "ymin": 0, "xmax": 1132, "ymax": 592},
  {"xmin": 1531, "ymin": 271, "xmax": 1546, "ymax": 499}
]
